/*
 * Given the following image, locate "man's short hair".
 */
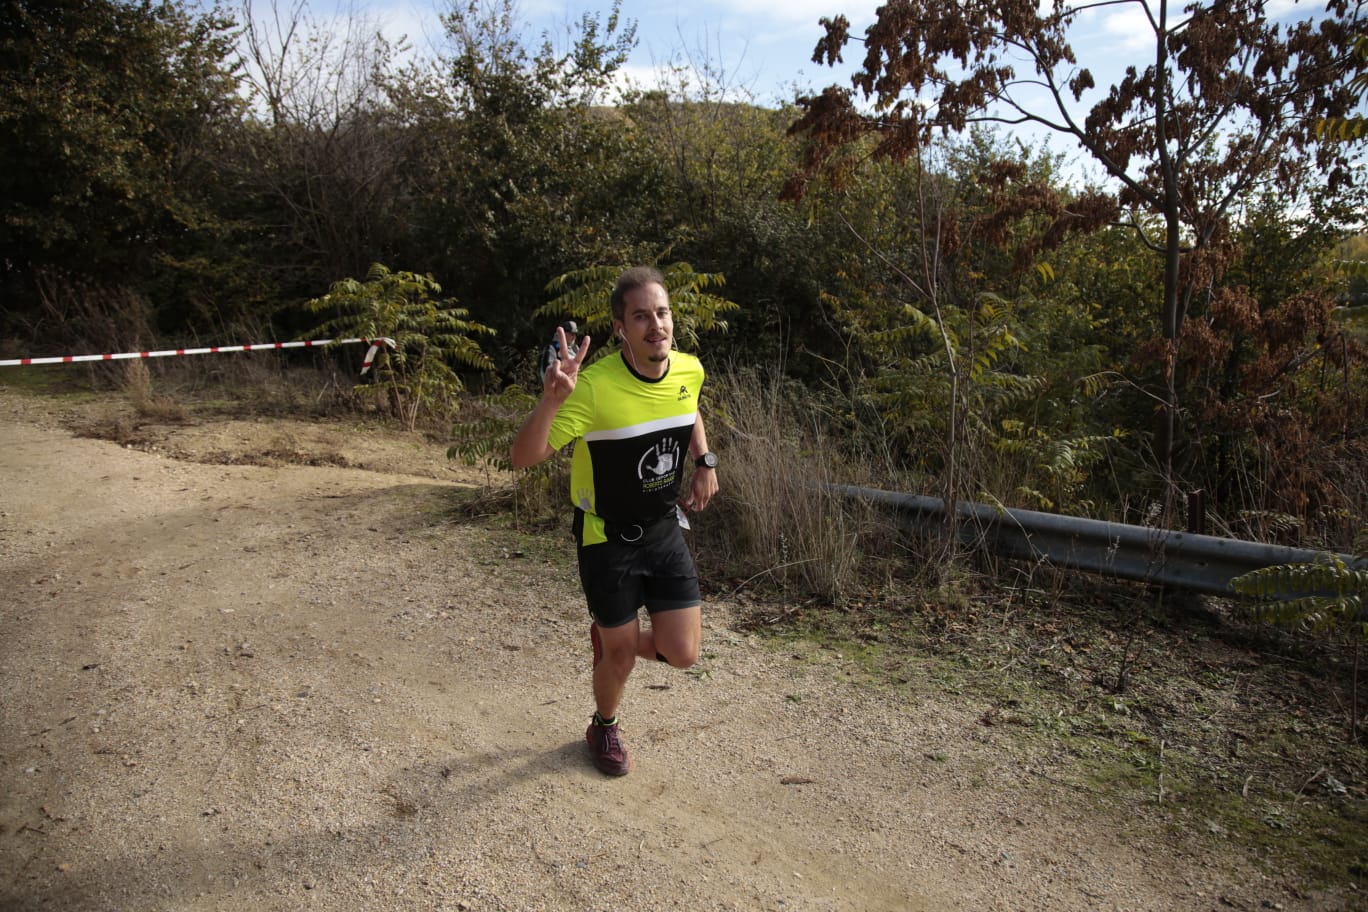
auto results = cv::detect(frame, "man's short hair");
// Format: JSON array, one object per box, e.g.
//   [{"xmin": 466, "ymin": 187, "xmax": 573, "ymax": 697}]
[{"xmin": 610, "ymin": 266, "xmax": 666, "ymax": 322}]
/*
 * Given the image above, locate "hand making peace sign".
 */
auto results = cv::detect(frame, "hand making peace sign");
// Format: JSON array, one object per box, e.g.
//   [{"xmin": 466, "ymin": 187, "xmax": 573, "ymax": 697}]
[{"xmin": 542, "ymin": 325, "xmax": 591, "ymax": 403}]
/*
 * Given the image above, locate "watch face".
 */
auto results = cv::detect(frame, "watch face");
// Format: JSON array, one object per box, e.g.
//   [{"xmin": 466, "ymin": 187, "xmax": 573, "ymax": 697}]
[{"xmin": 698, "ymin": 452, "xmax": 718, "ymax": 469}]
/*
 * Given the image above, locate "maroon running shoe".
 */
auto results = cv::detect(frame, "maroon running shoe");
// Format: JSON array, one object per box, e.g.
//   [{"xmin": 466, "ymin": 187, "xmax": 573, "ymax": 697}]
[
  {"xmin": 586, "ymin": 718, "xmax": 630, "ymax": 776},
  {"xmin": 590, "ymin": 622, "xmax": 603, "ymax": 669}
]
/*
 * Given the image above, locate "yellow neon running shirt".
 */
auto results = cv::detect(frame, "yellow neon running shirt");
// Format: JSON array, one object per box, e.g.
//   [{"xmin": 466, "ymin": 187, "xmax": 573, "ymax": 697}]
[{"xmin": 547, "ymin": 350, "xmax": 703, "ymax": 546}]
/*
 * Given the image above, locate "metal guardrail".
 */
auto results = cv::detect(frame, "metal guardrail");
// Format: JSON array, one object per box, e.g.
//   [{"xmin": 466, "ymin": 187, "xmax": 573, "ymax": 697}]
[{"xmin": 830, "ymin": 485, "xmax": 1368, "ymax": 597}]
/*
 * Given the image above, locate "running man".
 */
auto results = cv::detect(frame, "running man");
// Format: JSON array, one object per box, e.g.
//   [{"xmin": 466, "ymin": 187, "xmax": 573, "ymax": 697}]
[{"xmin": 511, "ymin": 266, "xmax": 720, "ymax": 776}]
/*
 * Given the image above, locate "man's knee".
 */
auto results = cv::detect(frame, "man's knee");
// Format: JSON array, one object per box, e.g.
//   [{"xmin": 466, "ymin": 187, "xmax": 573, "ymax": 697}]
[
  {"xmin": 601, "ymin": 639, "xmax": 637, "ymax": 669},
  {"xmin": 657, "ymin": 642, "xmax": 699, "ymax": 668},
  {"xmin": 652, "ymin": 606, "xmax": 701, "ymax": 668},
  {"xmin": 596, "ymin": 624, "xmax": 638, "ymax": 670}
]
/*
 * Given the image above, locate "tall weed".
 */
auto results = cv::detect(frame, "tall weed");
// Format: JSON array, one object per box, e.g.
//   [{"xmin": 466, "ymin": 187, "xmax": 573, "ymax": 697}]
[{"xmin": 701, "ymin": 368, "xmax": 891, "ymax": 602}]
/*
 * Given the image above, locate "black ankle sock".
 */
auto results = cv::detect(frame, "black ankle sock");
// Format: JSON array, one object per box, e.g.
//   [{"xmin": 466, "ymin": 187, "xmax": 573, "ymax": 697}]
[{"xmin": 593, "ymin": 711, "xmax": 617, "ymax": 727}]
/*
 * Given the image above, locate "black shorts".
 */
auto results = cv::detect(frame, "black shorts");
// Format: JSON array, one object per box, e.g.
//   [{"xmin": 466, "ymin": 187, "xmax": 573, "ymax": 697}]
[{"xmin": 576, "ymin": 513, "xmax": 701, "ymax": 628}]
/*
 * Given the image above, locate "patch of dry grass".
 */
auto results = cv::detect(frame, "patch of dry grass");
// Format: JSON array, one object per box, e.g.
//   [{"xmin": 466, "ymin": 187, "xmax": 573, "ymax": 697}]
[{"xmin": 697, "ymin": 368, "xmax": 905, "ymax": 602}]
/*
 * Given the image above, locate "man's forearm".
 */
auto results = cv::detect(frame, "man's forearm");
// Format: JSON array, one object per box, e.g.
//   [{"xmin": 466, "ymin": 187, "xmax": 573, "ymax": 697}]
[
  {"xmin": 510, "ymin": 395, "xmax": 562, "ymax": 468},
  {"xmin": 689, "ymin": 414, "xmax": 710, "ymax": 460}
]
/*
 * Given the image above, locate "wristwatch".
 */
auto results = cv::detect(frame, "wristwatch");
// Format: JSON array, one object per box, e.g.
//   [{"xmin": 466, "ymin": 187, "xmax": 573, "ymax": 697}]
[{"xmin": 695, "ymin": 452, "xmax": 719, "ymax": 470}]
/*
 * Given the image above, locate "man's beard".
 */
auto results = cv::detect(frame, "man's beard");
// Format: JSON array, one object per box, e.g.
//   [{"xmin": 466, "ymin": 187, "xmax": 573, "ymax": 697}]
[{"xmin": 646, "ymin": 335, "xmax": 670, "ymax": 363}]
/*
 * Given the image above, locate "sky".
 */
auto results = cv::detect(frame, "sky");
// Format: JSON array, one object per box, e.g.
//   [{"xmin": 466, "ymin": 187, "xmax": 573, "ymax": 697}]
[
  {"xmin": 314, "ymin": 0, "xmax": 881, "ymax": 105},
  {"xmin": 313, "ymin": 0, "xmax": 1313, "ymax": 105},
  {"xmin": 515, "ymin": 0, "xmax": 882, "ymax": 104},
  {"xmin": 237, "ymin": 0, "xmax": 1327, "ymax": 179},
  {"xmin": 284, "ymin": 0, "xmax": 1319, "ymax": 105},
  {"xmin": 292, "ymin": 0, "xmax": 1176, "ymax": 178}
]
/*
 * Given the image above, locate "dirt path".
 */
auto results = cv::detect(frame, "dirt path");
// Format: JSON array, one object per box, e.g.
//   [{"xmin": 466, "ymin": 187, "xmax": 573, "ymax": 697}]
[{"xmin": 0, "ymin": 387, "xmax": 1348, "ymax": 911}]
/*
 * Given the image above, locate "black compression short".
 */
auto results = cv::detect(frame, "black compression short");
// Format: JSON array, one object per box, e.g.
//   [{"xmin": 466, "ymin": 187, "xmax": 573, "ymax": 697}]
[{"xmin": 575, "ymin": 516, "xmax": 700, "ymax": 628}]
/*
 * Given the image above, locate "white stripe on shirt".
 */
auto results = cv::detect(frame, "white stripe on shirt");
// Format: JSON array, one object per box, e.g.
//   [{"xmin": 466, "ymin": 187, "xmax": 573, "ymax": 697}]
[{"xmin": 583, "ymin": 412, "xmax": 697, "ymax": 443}]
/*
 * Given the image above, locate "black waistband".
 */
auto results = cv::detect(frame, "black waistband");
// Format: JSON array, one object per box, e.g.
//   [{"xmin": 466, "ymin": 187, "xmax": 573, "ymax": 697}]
[{"xmin": 575, "ymin": 507, "xmax": 676, "ymax": 544}]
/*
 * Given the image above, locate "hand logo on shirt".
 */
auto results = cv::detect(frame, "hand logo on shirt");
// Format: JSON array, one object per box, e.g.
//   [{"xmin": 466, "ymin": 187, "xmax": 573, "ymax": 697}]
[{"xmin": 639, "ymin": 438, "xmax": 680, "ymax": 480}]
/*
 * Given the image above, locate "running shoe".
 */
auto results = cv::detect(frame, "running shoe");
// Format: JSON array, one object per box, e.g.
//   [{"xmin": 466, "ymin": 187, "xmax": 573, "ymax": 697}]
[
  {"xmin": 590, "ymin": 622, "xmax": 602, "ymax": 669},
  {"xmin": 586, "ymin": 717, "xmax": 630, "ymax": 776}
]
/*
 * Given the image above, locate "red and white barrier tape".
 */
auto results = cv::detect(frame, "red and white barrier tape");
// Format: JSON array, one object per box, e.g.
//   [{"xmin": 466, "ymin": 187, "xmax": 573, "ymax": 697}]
[{"xmin": 0, "ymin": 337, "xmax": 397, "ymax": 376}]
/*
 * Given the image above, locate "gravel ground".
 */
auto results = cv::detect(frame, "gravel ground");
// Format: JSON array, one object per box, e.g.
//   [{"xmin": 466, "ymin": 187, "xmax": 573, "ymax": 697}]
[{"xmin": 0, "ymin": 386, "xmax": 1354, "ymax": 911}]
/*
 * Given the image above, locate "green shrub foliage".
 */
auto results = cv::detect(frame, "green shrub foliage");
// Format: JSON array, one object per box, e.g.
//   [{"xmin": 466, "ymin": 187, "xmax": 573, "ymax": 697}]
[{"xmin": 302, "ymin": 264, "xmax": 496, "ymax": 429}]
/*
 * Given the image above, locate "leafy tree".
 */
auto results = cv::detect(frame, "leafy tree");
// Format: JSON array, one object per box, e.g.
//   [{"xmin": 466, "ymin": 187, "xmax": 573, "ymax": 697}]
[
  {"xmin": 399, "ymin": 0, "xmax": 651, "ymax": 368},
  {"xmin": 1181, "ymin": 193, "xmax": 1368, "ymax": 530},
  {"xmin": 302, "ymin": 263, "xmax": 496, "ymax": 429},
  {"xmin": 1320, "ymin": 30, "xmax": 1368, "ymax": 338},
  {"xmin": 615, "ymin": 92, "xmax": 848, "ymax": 375},
  {"xmin": 1222, "ymin": 21, "xmax": 1368, "ymax": 731},
  {"xmin": 788, "ymin": 0, "xmax": 1363, "ymax": 515},
  {"xmin": 1042, "ymin": 216, "xmax": 1167, "ymax": 471},
  {"xmin": 1232, "ymin": 541, "xmax": 1368, "ymax": 638},
  {"xmin": 1332, "ymin": 241, "xmax": 1368, "ymax": 337},
  {"xmin": 445, "ymin": 383, "xmax": 566, "ymax": 529},
  {"xmin": 621, "ymin": 91, "xmax": 795, "ymax": 234},
  {"xmin": 442, "ymin": 0, "xmax": 634, "ymax": 114},
  {"xmin": 1318, "ymin": 33, "xmax": 1368, "ymax": 142},
  {"xmin": 781, "ymin": 128, "xmax": 1128, "ymax": 523},
  {"xmin": 0, "ymin": 0, "xmax": 241, "ymax": 343},
  {"xmin": 226, "ymin": 0, "xmax": 418, "ymax": 300}
]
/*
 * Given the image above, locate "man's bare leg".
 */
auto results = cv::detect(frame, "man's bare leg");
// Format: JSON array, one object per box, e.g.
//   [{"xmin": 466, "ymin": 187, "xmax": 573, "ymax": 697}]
[
  {"xmin": 592, "ymin": 618, "xmax": 640, "ymax": 720},
  {"xmin": 592, "ymin": 605, "xmax": 701, "ymax": 717},
  {"xmin": 641, "ymin": 605, "xmax": 701, "ymax": 668}
]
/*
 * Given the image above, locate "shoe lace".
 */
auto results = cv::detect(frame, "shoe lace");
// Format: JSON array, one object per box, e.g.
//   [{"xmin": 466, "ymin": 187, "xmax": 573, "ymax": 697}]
[{"xmin": 597, "ymin": 724, "xmax": 624, "ymax": 757}]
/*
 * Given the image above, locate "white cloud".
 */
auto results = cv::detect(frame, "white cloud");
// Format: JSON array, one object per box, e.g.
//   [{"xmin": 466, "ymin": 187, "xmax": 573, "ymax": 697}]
[
  {"xmin": 1092, "ymin": 6, "xmax": 1156, "ymax": 56},
  {"xmin": 347, "ymin": 0, "xmax": 447, "ymax": 58}
]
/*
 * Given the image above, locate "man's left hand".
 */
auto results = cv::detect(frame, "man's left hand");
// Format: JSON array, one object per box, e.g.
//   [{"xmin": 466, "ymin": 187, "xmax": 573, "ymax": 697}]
[{"xmin": 680, "ymin": 466, "xmax": 718, "ymax": 512}]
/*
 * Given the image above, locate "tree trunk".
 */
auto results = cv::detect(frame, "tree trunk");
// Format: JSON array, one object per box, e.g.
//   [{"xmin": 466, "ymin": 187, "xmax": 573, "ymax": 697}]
[{"xmin": 1158, "ymin": 210, "xmax": 1184, "ymax": 521}]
